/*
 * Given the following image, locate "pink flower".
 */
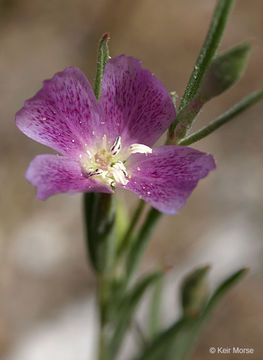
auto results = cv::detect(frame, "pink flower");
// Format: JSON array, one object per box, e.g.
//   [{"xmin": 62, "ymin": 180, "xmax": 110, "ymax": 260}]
[{"xmin": 16, "ymin": 56, "xmax": 215, "ymax": 214}]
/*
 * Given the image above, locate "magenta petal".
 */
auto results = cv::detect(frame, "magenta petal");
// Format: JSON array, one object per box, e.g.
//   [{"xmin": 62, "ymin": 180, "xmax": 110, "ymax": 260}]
[
  {"xmin": 99, "ymin": 55, "xmax": 176, "ymax": 147},
  {"xmin": 124, "ymin": 146, "xmax": 216, "ymax": 214},
  {"xmin": 16, "ymin": 67, "xmax": 103, "ymax": 157},
  {"xmin": 26, "ymin": 154, "xmax": 113, "ymax": 200}
]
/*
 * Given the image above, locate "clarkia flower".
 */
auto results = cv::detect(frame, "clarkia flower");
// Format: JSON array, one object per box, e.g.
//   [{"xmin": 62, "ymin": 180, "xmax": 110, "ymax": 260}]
[{"xmin": 16, "ymin": 56, "xmax": 215, "ymax": 214}]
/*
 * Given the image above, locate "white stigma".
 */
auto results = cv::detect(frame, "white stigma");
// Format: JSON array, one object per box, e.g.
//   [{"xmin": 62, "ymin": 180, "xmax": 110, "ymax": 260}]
[{"xmin": 128, "ymin": 143, "xmax": 152, "ymax": 155}]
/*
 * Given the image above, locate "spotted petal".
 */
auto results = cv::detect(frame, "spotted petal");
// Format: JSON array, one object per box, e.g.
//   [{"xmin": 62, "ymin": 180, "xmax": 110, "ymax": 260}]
[
  {"xmin": 124, "ymin": 146, "xmax": 216, "ymax": 214},
  {"xmin": 26, "ymin": 154, "xmax": 113, "ymax": 200},
  {"xmin": 16, "ymin": 67, "xmax": 103, "ymax": 157},
  {"xmin": 99, "ymin": 55, "xmax": 176, "ymax": 147}
]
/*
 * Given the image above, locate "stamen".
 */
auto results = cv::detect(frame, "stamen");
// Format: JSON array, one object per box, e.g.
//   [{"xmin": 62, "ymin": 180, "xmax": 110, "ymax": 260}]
[
  {"xmin": 110, "ymin": 136, "xmax": 121, "ymax": 156},
  {"xmin": 80, "ymin": 135, "xmax": 135, "ymax": 187},
  {"xmin": 115, "ymin": 161, "xmax": 128, "ymax": 176},
  {"xmin": 128, "ymin": 143, "xmax": 152, "ymax": 155},
  {"xmin": 111, "ymin": 161, "xmax": 128, "ymax": 185},
  {"xmin": 86, "ymin": 168, "xmax": 105, "ymax": 177},
  {"xmin": 86, "ymin": 150, "xmax": 92, "ymax": 159}
]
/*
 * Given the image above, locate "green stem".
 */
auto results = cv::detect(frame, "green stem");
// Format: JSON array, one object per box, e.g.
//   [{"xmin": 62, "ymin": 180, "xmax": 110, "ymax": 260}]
[
  {"xmin": 97, "ymin": 275, "xmax": 110, "ymax": 360},
  {"xmin": 83, "ymin": 33, "xmax": 111, "ymax": 360},
  {"xmin": 125, "ymin": 208, "xmax": 162, "ymax": 281},
  {"xmin": 179, "ymin": 90, "xmax": 263, "ymax": 146},
  {"xmin": 117, "ymin": 199, "xmax": 145, "ymax": 258},
  {"xmin": 178, "ymin": 0, "xmax": 235, "ymax": 112}
]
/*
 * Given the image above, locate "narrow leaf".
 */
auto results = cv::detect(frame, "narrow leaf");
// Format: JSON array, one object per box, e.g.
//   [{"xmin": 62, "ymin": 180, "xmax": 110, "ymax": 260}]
[
  {"xmin": 108, "ymin": 272, "xmax": 162, "ymax": 359},
  {"xmin": 200, "ymin": 41, "xmax": 250, "ymax": 101},
  {"xmin": 134, "ymin": 318, "xmax": 194, "ymax": 360},
  {"xmin": 148, "ymin": 274, "xmax": 164, "ymax": 338},
  {"xmin": 172, "ymin": 268, "xmax": 248, "ymax": 360},
  {"xmin": 135, "ymin": 268, "xmax": 247, "ymax": 360},
  {"xmin": 178, "ymin": 0, "xmax": 235, "ymax": 112},
  {"xmin": 94, "ymin": 32, "xmax": 110, "ymax": 100},
  {"xmin": 170, "ymin": 42, "xmax": 251, "ymax": 141},
  {"xmin": 181, "ymin": 265, "xmax": 210, "ymax": 318},
  {"xmin": 179, "ymin": 90, "xmax": 263, "ymax": 146}
]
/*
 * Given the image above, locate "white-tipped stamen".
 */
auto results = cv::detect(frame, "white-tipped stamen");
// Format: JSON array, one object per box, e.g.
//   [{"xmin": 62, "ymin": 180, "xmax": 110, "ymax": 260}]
[
  {"xmin": 128, "ymin": 143, "xmax": 152, "ymax": 155},
  {"xmin": 81, "ymin": 136, "xmax": 153, "ymax": 186},
  {"xmin": 110, "ymin": 136, "xmax": 121, "ymax": 156}
]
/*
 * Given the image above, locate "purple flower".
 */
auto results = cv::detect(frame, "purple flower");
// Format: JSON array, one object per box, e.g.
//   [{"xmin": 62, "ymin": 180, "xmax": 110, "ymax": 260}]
[{"xmin": 16, "ymin": 55, "xmax": 215, "ymax": 214}]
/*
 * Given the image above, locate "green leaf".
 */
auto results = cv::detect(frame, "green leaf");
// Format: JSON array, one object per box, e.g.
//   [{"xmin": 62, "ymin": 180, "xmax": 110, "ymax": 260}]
[
  {"xmin": 178, "ymin": 0, "xmax": 235, "ymax": 111},
  {"xmin": 181, "ymin": 265, "xmax": 210, "ymax": 318},
  {"xmin": 108, "ymin": 272, "xmax": 162, "ymax": 359},
  {"xmin": 168, "ymin": 0, "xmax": 235, "ymax": 141},
  {"xmin": 170, "ymin": 42, "xmax": 250, "ymax": 141},
  {"xmin": 83, "ymin": 193, "xmax": 115, "ymax": 273},
  {"xmin": 179, "ymin": 90, "xmax": 263, "ymax": 146},
  {"xmin": 200, "ymin": 41, "xmax": 250, "ymax": 101},
  {"xmin": 134, "ymin": 268, "xmax": 247, "ymax": 360},
  {"xmin": 134, "ymin": 318, "xmax": 194, "ymax": 360},
  {"xmin": 204, "ymin": 268, "xmax": 248, "ymax": 318},
  {"xmin": 94, "ymin": 32, "xmax": 110, "ymax": 100},
  {"xmin": 148, "ymin": 274, "xmax": 164, "ymax": 339},
  {"xmin": 172, "ymin": 268, "xmax": 248, "ymax": 360}
]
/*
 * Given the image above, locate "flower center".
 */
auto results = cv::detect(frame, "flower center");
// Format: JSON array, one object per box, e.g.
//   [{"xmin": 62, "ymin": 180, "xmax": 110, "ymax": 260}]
[{"xmin": 80, "ymin": 135, "xmax": 152, "ymax": 187}]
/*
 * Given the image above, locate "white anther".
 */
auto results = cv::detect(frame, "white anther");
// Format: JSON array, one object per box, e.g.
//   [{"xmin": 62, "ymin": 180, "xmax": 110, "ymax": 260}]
[
  {"xmin": 110, "ymin": 136, "xmax": 121, "ymax": 156},
  {"xmin": 128, "ymin": 143, "xmax": 152, "ymax": 155}
]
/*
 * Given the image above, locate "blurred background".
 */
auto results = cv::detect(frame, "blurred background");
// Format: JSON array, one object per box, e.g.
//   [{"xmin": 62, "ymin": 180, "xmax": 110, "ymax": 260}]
[{"xmin": 0, "ymin": 0, "xmax": 262, "ymax": 359}]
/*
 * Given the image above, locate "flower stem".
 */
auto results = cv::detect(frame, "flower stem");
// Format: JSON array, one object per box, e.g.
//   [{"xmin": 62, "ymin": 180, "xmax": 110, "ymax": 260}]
[
  {"xmin": 125, "ymin": 208, "xmax": 162, "ymax": 282},
  {"xmin": 169, "ymin": 0, "xmax": 235, "ymax": 139},
  {"xmin": 97, "ymin": 275, "xmax": 110, "ymax": 360},
  {"xmin": 84, "ymin": 33, "xmax": 112, "ymax": 360},
  {"xmin": 117, "ymin": 199, "xmax": 145, "ymax": 258}
]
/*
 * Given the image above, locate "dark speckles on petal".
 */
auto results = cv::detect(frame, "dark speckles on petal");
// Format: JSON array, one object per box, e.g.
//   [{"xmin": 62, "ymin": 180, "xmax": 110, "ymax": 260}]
[
  {"xmin": 15, "ymin": 67, "xmax": 104, "ymax": 157},
  {"xmin": 26, "ymin": 154, "xmax": 113, "ymax": 200},
  {"xmin": 99, "ymin": 55, "xmax": 176, "ymax": 147},
  {"xmin": 124, "ymin": 145, "xmax": 215, "ymax": 214}
]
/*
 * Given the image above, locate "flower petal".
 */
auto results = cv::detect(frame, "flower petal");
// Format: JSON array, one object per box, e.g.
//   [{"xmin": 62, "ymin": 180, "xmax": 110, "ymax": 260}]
[
  {"xmin": 99, "ymin": 55, "xmax": 176, "ymax": 147},
  {"xmin": 26, "ymin": 154, "xmax": 113, "ymax": 200},
  {"xmin": 16, "ymin": 67, "xmax": 103, "ymax": 157},
  {"xmin": 124, "ymin": 146, "xmax": 216, "ymax": 214}
]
